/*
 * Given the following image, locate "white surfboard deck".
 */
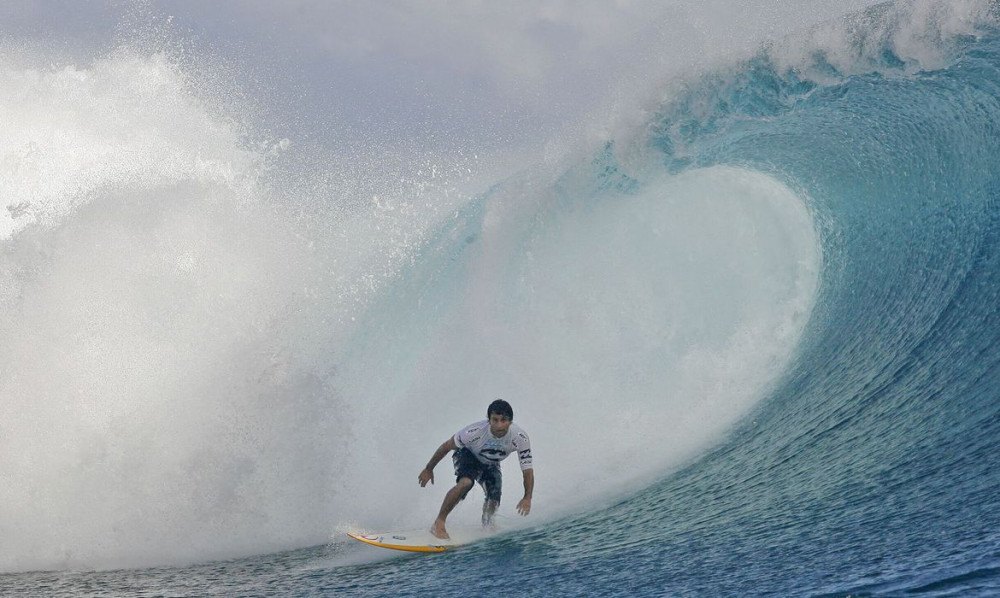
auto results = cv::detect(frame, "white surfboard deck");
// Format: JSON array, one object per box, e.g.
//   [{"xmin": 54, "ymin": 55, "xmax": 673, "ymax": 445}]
[{"xmin": 347, "ymin": 526, "xmax": 494, "ymax": 553}]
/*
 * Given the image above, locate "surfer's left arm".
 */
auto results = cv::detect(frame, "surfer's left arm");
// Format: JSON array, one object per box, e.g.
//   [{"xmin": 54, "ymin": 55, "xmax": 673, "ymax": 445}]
[{"xmin": 517, "ymin": 468, "xmax": 533, "ymax": 516}]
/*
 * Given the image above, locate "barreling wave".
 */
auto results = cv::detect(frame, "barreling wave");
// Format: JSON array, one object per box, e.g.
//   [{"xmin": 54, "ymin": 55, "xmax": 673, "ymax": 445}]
[
  {"xmin": 322, "ymin": 2, "xmax": 1000, "ymax": 595},
  {"xmin": 0, "ymin": 12, "xmax": 822, "ymax": 577},
  {"xmin": 3, "ymin": 2, "xmax": 1000, "ymax": 596}
]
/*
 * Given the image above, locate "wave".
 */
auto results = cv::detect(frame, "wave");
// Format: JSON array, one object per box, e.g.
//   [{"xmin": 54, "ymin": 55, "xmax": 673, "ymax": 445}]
[
  {"xmin": 2, "ymin": 4, "xmax": 999, "ymax": 593},
  {"xmin": 0, "ymin": 41, "xmax": 820, "ymax": 573}
]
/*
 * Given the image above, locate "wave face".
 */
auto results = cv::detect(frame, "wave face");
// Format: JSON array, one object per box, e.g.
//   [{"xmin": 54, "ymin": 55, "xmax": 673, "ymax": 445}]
[
  {"xmin": 325, "ymin": 3, "xmax": 1000, "ymax": 595},
  {"xmin": 3, "ymin": 1, "xmax": 1000, "ymax": 596}
]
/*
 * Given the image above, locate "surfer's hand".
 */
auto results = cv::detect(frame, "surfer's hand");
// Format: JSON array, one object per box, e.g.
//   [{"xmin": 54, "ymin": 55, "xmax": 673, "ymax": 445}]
[
  {"xmin": 516, "ymin": 497, "xmax": 531, "ymax": 516},
  {"xmin": 418, "ymin": 467, "xmax": 434, "ymax": 487}
]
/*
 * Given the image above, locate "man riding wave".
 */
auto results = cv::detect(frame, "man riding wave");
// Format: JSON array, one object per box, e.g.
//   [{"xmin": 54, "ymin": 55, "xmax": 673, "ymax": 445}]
[{"xmin": 417, "ymin": 399, "xmax": 534, "ymax": 539}]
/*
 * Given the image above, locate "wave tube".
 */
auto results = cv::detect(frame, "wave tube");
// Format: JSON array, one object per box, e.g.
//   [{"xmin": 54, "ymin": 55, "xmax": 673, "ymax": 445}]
[{"xmin": 333, "ymin": 164, "xmax": 821, "ymax": 528}]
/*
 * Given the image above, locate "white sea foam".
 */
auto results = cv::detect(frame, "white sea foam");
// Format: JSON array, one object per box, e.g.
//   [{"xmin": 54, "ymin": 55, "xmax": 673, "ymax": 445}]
[{"xmin": 768, "ymin": 0, "xmax": 998, "ymax": 80}]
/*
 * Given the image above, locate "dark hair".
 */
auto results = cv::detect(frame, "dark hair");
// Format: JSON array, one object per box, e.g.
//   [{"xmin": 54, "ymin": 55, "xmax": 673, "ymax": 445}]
[{"xmin": 487, "ymin": 399, "xmax": 513, "ymax": 421}]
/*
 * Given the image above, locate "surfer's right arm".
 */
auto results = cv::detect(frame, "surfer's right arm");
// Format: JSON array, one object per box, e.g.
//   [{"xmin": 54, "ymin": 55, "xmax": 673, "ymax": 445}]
[{"xmin": 418, "ymin": 437, "xmax": 457, "ymax": 487}]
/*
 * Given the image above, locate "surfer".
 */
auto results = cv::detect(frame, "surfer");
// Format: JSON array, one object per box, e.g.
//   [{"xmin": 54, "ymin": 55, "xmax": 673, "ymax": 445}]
[{"xmin": 418, "ymin": 399, "xmax": 534, "ymax": 540}]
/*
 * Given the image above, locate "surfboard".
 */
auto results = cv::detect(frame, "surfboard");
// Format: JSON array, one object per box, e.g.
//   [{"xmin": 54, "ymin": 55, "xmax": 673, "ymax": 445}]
[{"xmin": 347, "ymin": 526, "xmax": 492, "ymax": 553}]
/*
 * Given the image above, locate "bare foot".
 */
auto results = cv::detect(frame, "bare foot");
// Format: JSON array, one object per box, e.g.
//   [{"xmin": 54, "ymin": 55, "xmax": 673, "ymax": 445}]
[{"xmin": 430, "ymin": 519, "xmax": 450, "ymax": 540}]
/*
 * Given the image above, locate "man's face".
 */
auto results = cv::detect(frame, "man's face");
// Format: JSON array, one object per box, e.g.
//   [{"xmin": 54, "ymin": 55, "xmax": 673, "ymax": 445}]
[{"xmin": 488, "ymin": 412, "xmax": 511, "ymax": 437}]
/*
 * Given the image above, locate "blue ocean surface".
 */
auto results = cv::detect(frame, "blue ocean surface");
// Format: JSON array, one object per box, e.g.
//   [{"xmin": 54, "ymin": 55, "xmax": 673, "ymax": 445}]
[{"xmin": 3, "ymin": 1, "xmax": 1000, "ymax": 596}]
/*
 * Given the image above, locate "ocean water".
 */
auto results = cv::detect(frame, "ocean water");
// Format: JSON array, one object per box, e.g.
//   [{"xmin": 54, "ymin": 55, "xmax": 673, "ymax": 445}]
[{"xmin": 2, "ymin": 1, "xmax": 1000, "ymax": 596}]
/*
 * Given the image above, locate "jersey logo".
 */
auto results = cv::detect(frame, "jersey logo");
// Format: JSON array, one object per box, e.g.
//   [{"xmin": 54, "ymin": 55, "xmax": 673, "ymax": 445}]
[{"xmin": 480, "ymin": 448, "xmax": 508, "ymax": 462}]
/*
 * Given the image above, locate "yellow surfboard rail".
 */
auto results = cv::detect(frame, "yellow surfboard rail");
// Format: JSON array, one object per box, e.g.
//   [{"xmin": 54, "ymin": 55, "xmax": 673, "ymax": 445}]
[{"xmin": 347, "ymin": 531, "xmax": 450, "ymax": 553}]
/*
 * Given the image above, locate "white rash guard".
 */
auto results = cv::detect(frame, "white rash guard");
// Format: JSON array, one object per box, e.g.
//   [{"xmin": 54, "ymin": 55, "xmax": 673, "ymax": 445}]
[{"xmin": 453, "ymin": 420, "xmax": 533, "ymax": 470}]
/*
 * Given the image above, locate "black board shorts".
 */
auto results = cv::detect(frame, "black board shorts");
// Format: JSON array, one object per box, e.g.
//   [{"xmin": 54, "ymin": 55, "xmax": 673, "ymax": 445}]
[{"xmin": 452, "ymin": 448, "xmax": 502, "ymax": 503}]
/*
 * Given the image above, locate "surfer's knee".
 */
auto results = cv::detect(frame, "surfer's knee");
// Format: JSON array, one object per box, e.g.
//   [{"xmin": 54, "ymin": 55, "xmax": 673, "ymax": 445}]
[{"xmin": 456, "ymin": 477, "xmax": 474, "ymax": 500}]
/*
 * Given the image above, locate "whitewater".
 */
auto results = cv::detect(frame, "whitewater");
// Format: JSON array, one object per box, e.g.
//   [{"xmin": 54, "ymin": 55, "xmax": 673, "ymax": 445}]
[{"xmin": 2, "ymin": 1, "xmax": 1000, "ymax": 596}]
